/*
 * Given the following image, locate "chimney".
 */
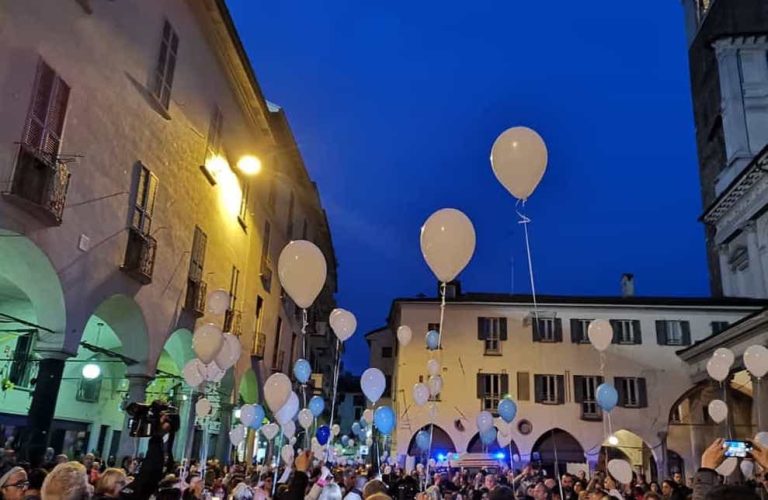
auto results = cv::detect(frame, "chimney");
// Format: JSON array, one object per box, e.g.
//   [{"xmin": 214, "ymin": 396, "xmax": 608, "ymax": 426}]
[
  {"xmin": 621, "ymin": 273, "xmax": 635, "ymax": 297},
  {"xmin": 439, "ymin": 280, "xmax": 461, "ymax": 300}
]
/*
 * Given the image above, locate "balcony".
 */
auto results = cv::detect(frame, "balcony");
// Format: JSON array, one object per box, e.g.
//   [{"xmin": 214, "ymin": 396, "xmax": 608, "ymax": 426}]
[
  {"xmin": 3, "ymin": 144, "xmax": 70, "ymax": 225},
  {"xmin": 223, "ymin": 309, "xmax": 242, "ymax": 336},
  {"xmin": 252, "ymin": 332, "xmax": 267, "ymax": 359},
  {"xmin": 260, "ymin": 258, "xmax": 273, "ymax": 292},
  {"xmin": 184, "ymin": 279, "xmax": 207, "ymax": 317},
  {"xmin": 121, "ymin": 227, "xmax": 157, "ymax": 284}
]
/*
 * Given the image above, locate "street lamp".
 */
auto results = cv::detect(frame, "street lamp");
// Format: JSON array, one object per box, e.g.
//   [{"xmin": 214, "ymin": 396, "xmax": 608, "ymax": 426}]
[
  {"xmin": 82, "ymin": 363, "xmax": 101, "ymax": 380},
  {"xmin": 237, "ymin": 155, "xmax": 262, "ymax": 176}
]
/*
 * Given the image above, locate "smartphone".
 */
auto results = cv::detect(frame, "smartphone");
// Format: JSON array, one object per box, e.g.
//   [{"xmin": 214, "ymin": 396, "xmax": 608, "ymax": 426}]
[{"xmin": 723, "ymin": 439, "xmax": 753, "ymax": 458}]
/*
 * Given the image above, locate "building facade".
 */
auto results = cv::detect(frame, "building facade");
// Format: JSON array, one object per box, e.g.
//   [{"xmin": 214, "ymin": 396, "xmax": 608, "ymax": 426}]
[
  {"xmin": 381, "ymin": 284, "xmax": 764, "ymax": 478},
  {"xmin": 0, "ymin": 0, "xmax": 336, "ymax": 464}
]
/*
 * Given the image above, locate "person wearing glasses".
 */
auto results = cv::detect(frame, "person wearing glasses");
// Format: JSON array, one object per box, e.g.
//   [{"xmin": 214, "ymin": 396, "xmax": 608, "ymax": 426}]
[{"xmin": 0, "ymin": 466, "xmax": 29, "ymax": 500}]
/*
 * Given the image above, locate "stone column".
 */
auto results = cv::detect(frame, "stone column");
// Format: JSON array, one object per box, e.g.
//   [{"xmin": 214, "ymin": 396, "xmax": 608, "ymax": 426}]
[
  {"xmin": 21, "ymin": 352, "xmax": 69, "ymax": 467},
  {"xmin": 215, "ymin": 402, "xmax": 234, "ymax": 462},
  {"xmin": 718, "ymin": 244, "xmax": 735, "ymax": 296},
  {"xmin": 115, "ymin": 374, "xmax": 152, "ymax": 460},
  {"xmin": 714, "ymin": 40, "xmax": 753, "ymax": 169},
  {"xmin": 745, "ymin": 222, "xmax": 768, "ymax": 297},
  {"xmin": 657, "ymin": 431, "xmax": 669, "ymax": 480},
  {"xmin": 752, "ymin": 376, "xmax": 768, "ymax": 433}
]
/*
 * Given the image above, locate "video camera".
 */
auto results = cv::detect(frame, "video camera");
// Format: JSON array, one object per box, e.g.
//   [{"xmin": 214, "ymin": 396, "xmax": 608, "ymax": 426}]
[{"xmin": 126, "ymin": 400, "xmax": 181, "ymax": 438}]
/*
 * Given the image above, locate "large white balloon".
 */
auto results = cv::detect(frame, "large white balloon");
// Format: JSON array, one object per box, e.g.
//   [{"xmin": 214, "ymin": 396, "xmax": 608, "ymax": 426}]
[
  {"xmin": 428, "ymin": 375, "xmax": 443, "ymax": 397},
  {"xmin": 298, "ymin": 409, "xmax": 314, "ymax": 430},
  {"xmin": 713, "ymin": 348, "xmax": 735, "ymax": 369},
  {"xmin": 195, "ymin": 398, "xmax": 212, "ymax": 417},
  {"xmin": 717, "ymin": 457, "xmax": 738, "ymax": 477},
  {"xmin": 413, "ymin": 383, "xmax": 429, "ymax": 406},
  {"xmin": 362, "ymin": 409, "xmax": 373, "ymax": 424},
  {"xmin": 332, "ymin": 424, "xmax": 341, "ymax": 436},
  {"xmin": 277, "ymin": 240, "xmax": 327, "ymax": 309},
  {"xmin": 497, "ymin": 429, "xmax": 513, "ymax": 448},
  {"xmin": 745, "ymin": 345, "xmax": 768, "ymax": 378},
  {"xmin": 708, "ymin": 399, "xmax": 728, "ymax": 424},
  {"xmin": 275, "ymin": 392, "xmax": 300, "ymax": 425},
  {"xmin": 261, "ymin": 423, "xmax": 279, "ymax": 440},
  {"xmin": 207, "ymin": 289, "xmax": 230, "ymax": 315},
  {"xmin": 706, "ymin": 357, "xmax": 729, "ymax": 382},
  {"xmin": 215, "ymin": 333, "xmax": 242, "ymax": 370},
  {"xmin": 182, "ymin": 359, "xmax": 206, "ymax": 387},
  {"xmin": 361, "ymin": 368, "xmax": 386, "ymax": 403},
  {"xmin": 607, "ymin": 459, "xmax": 633, "ymax": 485},
  {"xmin": 193, "ymin": 323, "xmax": 224, "ymax": 363},
  {"xmin": 490, "ymin": 126, "xmax": 548, "ymax": 201},
  {"xmin": 476, "ymin": 411, "xmax": 493, "ymax": 432},
  {"xmin": 397, "ymin": 326, "xmax": 413, "ymax": 346},
  {"xmin": 420, "ymin": 208, "xmax": 476, "ymax": 283},
  {"xmin": 264, "ymin": 373, "xmax": 292, "ymax": 413},
  {"xmin": 281, "ymin": 444, "xmax": 295, "ymax": 465},
  {"xmin": 229, "ymin": 424, "xmax": 245, "ymax": 446},
  {"xmin": 427, "ymin": 359, "xmax": 441, "ymax": 377},
  {"xmin": 282, "ymin": 420, "xmax": 296, "ymax": 440},
  {"xmin": 239, "ymin": 404, "xmax": 256, "ymax": 427},
  {"xmin": 330, "ymin": 309, "xmax": 357, "ymax": 342},
  {"xmin": 588, "ymin": 320, "xmax": 612, "ymax": 352}
]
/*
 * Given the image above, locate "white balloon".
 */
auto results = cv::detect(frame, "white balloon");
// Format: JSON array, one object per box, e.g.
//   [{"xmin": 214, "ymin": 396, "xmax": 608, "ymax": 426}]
[
  {"xmin": 282, "ymin": 420, "xmax": 296, "ymax": 440},
  {"xmin": 397, "ymin": 326, "xmax": 413, "ymax": 346},
  {"xmin": 332, "ymin": 424, "xmax": 341, "ymax": 436},
  {"xmin": 413, "ymin": 383, "xmax": 430, "ymax": 406},
  {"xmin": 361, "ymin": 368, "xmax": 386, "ymax": 403},
  {"xmin": 215, "ymin": 333, "xmax": 242, "ymax": 370},
  {"xmin": 275, "ymin": 392, "xmax": 300, "ymax": 425},
  {"xmin": 588, "ymin": 320, "xmax": 612, "ymax": 352},
  {"xmin": 420, "ymin": 208, "xmax": 476, "ymax": 283},
  {"xmin": 298, "ymin": 409, "xmax": 314, "ymax": 430},
  {"xmin": 756, "ymin": 432, "xmax": 768, "ymax": 447},
  {"xmin": 490, "ymin": 126, "xmax": 548, "ymax": 201},
  {"xmin": 277, "ymin": 240, "xmax": 327, "ymax": 309},
  {"xmin": 229, "ymin": 424, "xmax": 245, "ymax": 446},
  {"xmin": 193, "ymin": 323, "xmax": 224, "ymax": 364},
  {"xmin": 261, "ymin": 423, "xmax": 279, "ymax": 440},
  {"xmin": 362, "ymin": 409, "xmax": 373, "ymax": 424},
  {"xmin": 745, "ymin": 345, "xmax": 768, "ymax": 378},
  {"xmin": 428, "ymin": 375, "xmax": 443, "ymax": 397},
  {"xmin": 204, "ymin": 362, "xmax": 225, "ymax": 382},
  {"xmin": 741, "ymin": 459, "xmax": 755, "ymax": 479},
  {"xmin": 281, "ymin": 444, "xmax": 295, "ymax": 465},
  {"xmin": 348, "ymin": 439, "xmax": 355, "ymax": 447},
  {"xmin": 264, "ymin": 373, "xmax": 292, "ymax": 413},
  {"xmin": 207, "ymin": 289, "xmax": 231, "ymax": 315},
  {"xmin": 717, "ymin": 457, "xmax": 738, "ymax": 477},
  {"xmin": 240, "ymin": 404, "xmax": 256, "ymax": 426},
  {"xmin": 708, "ymin": 399, "xmax": 729, "ymax": 424},
  {"xmin": 476, "ymin": 411, "xmax": 493, "ymax": 432},
  {"xmin": 290, "ymin": 437, "xmax": 297, "ymax": 446},
  {"xmin": 713, "ymin": 348, "xmax": 735, "ymax": 369},
  {"xmin": 330, "ymin": 309, "xmax": 357, "ymax": 342},
  {"xmin": 427, "ymin": 360, "xmax": 441, "ymax": 377},
  {"xmin": 607, "ymin": 459, "xmax": 633, "ymax": 485},
  {"xmin": 497, "ymin": 430, "xmax": 512, "ymax": 448},
  {"xmin": 195, "ymin": 398, "xmax": 212, "ymax": 417},
  {"xmin": 706, "ymin": 357, "xmax": 729, "ymax": 382},
  {"xmin": 182, "ymin": 359, "xmax": 206, "ymax": 387}
]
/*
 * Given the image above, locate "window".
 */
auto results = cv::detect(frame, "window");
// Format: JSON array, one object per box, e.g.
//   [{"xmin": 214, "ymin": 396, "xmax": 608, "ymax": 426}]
[
  {"xmin": 517, "ymin": 372, "xmax": 530, "ymax": 401},
  {"xmin": 22, "ymin": 59, "xmax": 70, "ymax": 159},
  {"xmin": 271, "ymin": 317, "xmax": 282, "ymax": 370},
  {"xmin": 427, "ymin": 323, "xmax": 440, "ymax": 333},
  {"xmin": 287, "ymin": 191, "xmax": 295, "ymax": 238},
  {"xmin": 131, "ymin": 164, "xmax": 158, "ymax": 236},
  {"xmin": 611, "ymin": 320, "xmax": 641, "ymax": 345},
  {"xmin": 382, "ymin": 347, "xmax": 393, "ymax": 358},
  {"xmin": 534, "ymin": 374, "xmax": 564, "ymax": 405},
  {"xmin": 570, "ymin": 319, "xmax": 592, "ymax": 344},
  {"xmin": 615, "ymin": 377, "xmax": 647, "ymax": 408},
  {"xmin": 384, "ymin": 375, "xmax": 392, "ymax": 398},
  {"xmin": 9, "ymin": 334, "xmax": 34, "ymax": 387},
  {"xmin": 228, "ymin": 266, "xmax": 240, "ymax": 312},
  {"xmin": 533, "ymin": 318, "xmax": 562, "ymax": 343},
  {"xmin": 188, "ymin": 226, "xmax": 207, "ymax": 283},
  {"xmin": 655, "ymin": 321, "xmax": 691, "ymax": 346},
  {"xmin": 260, "ymin": 220, "xmax": 272, "ymax": 292},
  {"xmin": 151, "ymin": 20, "xmax": 179, "ymax": 110},
  {"xmin": 238, "ymin": 180, "xmax": 249, "ymax": 228},
  {"xmin": 477, "ymin": 373, "xmax": 508, "ymax": 412},
  {"xmin": 77, "ymin": 376, "xmax": 102, "ymax": 403},
  {"xmin": 711, "ymin": 321, "xmax": 730, "ymax": 334},
  {"xmin": 205, "ymin": 107, "xmax": 223, "ymax": 161},
  {"xmin": 573, "ymin": 375, "xmax": 603, "ymax": 420},
  {"xmin": 478, "ymin": 317, "xmax": 506, "ymax": 354}
]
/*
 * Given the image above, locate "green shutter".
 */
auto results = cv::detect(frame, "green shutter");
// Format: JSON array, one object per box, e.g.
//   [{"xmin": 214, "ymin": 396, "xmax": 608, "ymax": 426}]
[
  {"xmin": 554, "ymin": 319, "xmax": 563, "ymax": 342},
  {"xmin": 499, "ymin": 318, "xmax": 508, "ymax": 341},
  {"xmin": 573, "ymin": 376, "xmax": 584, "ymax": 403},
  {"xmin": 655, "ymin": 321, "xmax": 667, "ymax": 345},
  {"xmin": 632, "ymin": 320, "xmax": 642, "ymax": 345},
  {"xmin": 681, "ymin": 321, "xmax": 691, "ymax": 345}
]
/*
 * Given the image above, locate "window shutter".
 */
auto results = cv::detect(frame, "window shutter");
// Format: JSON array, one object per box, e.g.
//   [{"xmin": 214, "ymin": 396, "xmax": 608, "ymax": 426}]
[
  {"xmin": 499, "ymin": 318, "xmax": 508, "ymax": 341},
  {"xmin": 632, "ymin": 320, "xmax": 642, "ymax": 344},
  {"xmin": 500, "ymin": 374, "xmax": 509, "ymax": 396},
  {"xmin": 637, "ymin": 378, "xmax": 648, "ymax": 408},
  {"xmin": 597, "ymin": 375, "xmax": 604, "ymax": 385},
  {"xmin": 477, "ymin": 318, "xmax": 486, "ymax": 340},
  {"xmin": 570, "ymin": 319, "xmax": 581, "ymax": 343},
  {"xmin": 534, "ymin": 375, "xmax": 543, "ymax": 403},
  {"xmin": 24, "ymin": 60, "xmax": 54, "ymax": 149},
  {"xmin": 532, "ymin": 319, "xmax": 541, "ymax": 342},
  {"xmin": 517, "ymin": 372, "xmax": 530, "ymax": 401},
  {"xmin": 554, "ymin": 319, "xmax": 563, "ymax": 342},
  {"xmin": 655, "ymin": 321, "xmax": 667, "ymax": 345},
  {"xmin": 43, "ymin": 76, "xmax": 70, "ymax": 156},
  {"xmin": 556, "ymin": 375, "xmax": 565, "ymax": 404},
  {"xmin": 681, "ymin": 321, "xmax": 692, "ymax": 346},
  {"xmin": 610, "ymin": 320, "xmax": 620, "ymax": 344},
  {"xmin": 615, "ymin": 377, "xmax": 627, "ymax": 407},
  {"xmin": 476, "ymin": 374, "xmax": 484, "ymax": 398},
  {"xmin": 573, "ymin": 376, "xmax": 584, "ymax": 403}
]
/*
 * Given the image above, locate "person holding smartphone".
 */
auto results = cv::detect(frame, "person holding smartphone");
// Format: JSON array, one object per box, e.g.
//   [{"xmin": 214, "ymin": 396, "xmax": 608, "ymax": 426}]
[{"xmin": 693, "ymin": 438, "xmax": 767, "ymax": 500}]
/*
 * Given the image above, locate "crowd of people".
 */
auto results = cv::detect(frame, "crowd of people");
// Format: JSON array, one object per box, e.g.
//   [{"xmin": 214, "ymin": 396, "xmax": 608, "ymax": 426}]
[{"xmin": 0, "ymin": 437, "xmax": 766, "ymax": 500}]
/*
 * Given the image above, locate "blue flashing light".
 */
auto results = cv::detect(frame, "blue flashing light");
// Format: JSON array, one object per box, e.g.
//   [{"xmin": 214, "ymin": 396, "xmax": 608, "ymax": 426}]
[
  {"xmin": 495, "ymin": 452, "xmax": 506, "ymax": 460},
  {"xmin": 437, "ymin": 453, "xmax": 446, "ymax": 461}
]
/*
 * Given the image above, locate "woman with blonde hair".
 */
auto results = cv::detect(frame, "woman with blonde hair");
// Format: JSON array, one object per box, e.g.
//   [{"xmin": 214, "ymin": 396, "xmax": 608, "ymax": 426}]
[
  {"xmin": 41, "ymin": 462, "xmax": 90, "ymax": 500},
  {"xmin": 93, "ymin": 469, "xmax": 127, "ymax": 500}
]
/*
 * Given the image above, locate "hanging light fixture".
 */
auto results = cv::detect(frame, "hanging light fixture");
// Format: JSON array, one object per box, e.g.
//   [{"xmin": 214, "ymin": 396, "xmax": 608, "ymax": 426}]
[{"xmin": 82, "ymin": 363, "xmax": 101, "ymax": 380}]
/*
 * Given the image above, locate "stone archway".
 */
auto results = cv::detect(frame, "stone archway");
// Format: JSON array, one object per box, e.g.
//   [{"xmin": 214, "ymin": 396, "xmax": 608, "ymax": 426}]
[
  {"xmin": 531, "ymin": 428, "xmax": 585, "ymax": 476},
  {"xmin": 599, "ymin": 430, "xmax": 658, "ymax": 482},
  {"xmin": 407, "ymin": 424, "xmax": 457, "ymax": 458}
]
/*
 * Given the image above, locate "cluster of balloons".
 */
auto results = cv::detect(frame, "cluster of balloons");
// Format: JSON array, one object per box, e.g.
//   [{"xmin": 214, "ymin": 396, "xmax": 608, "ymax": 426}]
[{"xmin": 704, "ymin": 345, "xmax": 768, "ymax": 426}]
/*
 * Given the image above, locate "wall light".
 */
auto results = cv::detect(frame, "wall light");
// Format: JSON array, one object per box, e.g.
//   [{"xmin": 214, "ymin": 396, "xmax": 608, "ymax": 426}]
[
  {"xmin": 237, "ymin": 155, "xmax": 262, "ymax": 176},
  {"xmin": 82, "ymin": 363, "xmax": 101, "ymax": 380}
]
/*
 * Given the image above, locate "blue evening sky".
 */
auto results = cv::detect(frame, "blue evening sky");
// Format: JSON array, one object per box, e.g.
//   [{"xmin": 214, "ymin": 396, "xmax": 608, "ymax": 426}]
[{"xmin": 226, "ymin": 1, "xmax": 708, "ymax": 374}]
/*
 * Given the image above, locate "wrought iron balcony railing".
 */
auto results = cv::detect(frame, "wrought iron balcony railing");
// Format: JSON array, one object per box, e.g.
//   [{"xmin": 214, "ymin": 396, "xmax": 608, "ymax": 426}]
[
  {"xmin": 4, "ymin": 144, "xmax": 70, "ymax": 225},
  {"xmin": 184, "ymin": 279, "xmax": 207, "ymax": 317},
  {"xmin": 121, "ymin": 227, "xmax": 157, "ymax": 284}
]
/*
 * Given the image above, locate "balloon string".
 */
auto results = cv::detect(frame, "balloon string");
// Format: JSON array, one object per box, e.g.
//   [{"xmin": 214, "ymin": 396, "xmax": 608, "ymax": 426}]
[
  {"xmin": 272, "ymin": 433, "xmax": 283, "ymax": 497},
  {"xmin": 327, "ymin": 339, "xmax": 342, "ymax": 459},
  {"xmin": 552, "ymin": 427, "xmax": 564, "ymax": 500},
  {"xmin": 517, "ymin": 210, "xmax": 539, "ymax": 322},
  {"xmin": 759, "ymin": 377, "xmax": 763, "ymax": 432},
  {"xmin": 599, "ymin": 352, "xmax": 606, "ymax": 378},
  {"xmin": 302, "ymin": 309, "xmax": 308, "ymax": 360},
  {"xmin": 425, "ymin": 283, "xmax": 447, "ymax": 488}
]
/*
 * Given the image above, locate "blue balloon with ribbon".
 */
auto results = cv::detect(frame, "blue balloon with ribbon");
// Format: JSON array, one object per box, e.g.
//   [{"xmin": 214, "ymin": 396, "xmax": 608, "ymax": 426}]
[
  {"xmin": 480, "ymin": 426, "xmax": 497, "ymax": 445},
  {"xmin": 341, "ymin": 435, "xmax": 349, "ymax": 446},
  {"xmin": 351, "ymin": 422, "xmax": 361, "ymax": 437},
  {"xmin": 426, "ymin": 330, "xmax": 440, "ymax": 350},
  {"xmin": 293, "ymin": 359, "xmax": 312, "ymax": 384},
  {"xmin": 596, "ymin": 383, "xmax": 618, "ymax": 412},
  {"xmin": 250, "ymin": 404, "xmax": 266, "ymax": 431},
  {"xmin": 415, "ymin": 430, "xmax": 431, "ymax": 451},
  {"xmin": 374, "ymin": 406, "xmax": 396, "ymax": 435},
  {"xmin": 309, "ymin": 396, "xmax": 325, "ymax": 417},
  {"xmin": 316, "ymin": 425, "xmax": 331, "ymax": 445},
  {"xmin": 498, "ymin": 398, "xmax": 517, "ymax": 423}
]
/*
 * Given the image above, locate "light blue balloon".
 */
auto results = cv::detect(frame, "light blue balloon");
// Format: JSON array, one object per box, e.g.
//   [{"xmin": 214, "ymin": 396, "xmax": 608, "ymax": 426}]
[
  {"xmin": 426, "ymin": 330, "xmax": 440, "ymax": 350},
  {"xmin": 341, "ymin": 435, "xmax": 350, "ymax": 446},
  {"xmin": 596, "ymin": 383, "xmax": 618, "ymax": 412},
  {"xmin": 415, "ymin": 430, "xmax": 431, "ymax": 451},
  {"xmin": 480, "ymin": 426, "xmax": 497, "ymax": 445},
  {"xmin": 351, "ymin": 422, "xmax": 361, "ymax": 437},
  {"xmin": 250, "ymin": 404, "xmax": 266, "ymax": 431},
  {"xmin": 293, "ymin": 359, "xmax": 312, "ymax": 384},
  {"xmin": 374, "ymin": 406, "xmax": 396, "ymax": 435},
  {"xmin": 498, "ymin": 398, "xmax": 517, "ymax": 423},
  {"xmin": 309, "ymin": 396, "xmax": 325, "ymax": 417}
]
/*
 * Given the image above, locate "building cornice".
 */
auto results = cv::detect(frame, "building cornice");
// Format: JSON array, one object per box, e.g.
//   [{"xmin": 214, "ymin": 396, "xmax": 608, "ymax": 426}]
[{"xmin": 677, "ymin": 307, "xmax": 768, "ymax": 362}]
